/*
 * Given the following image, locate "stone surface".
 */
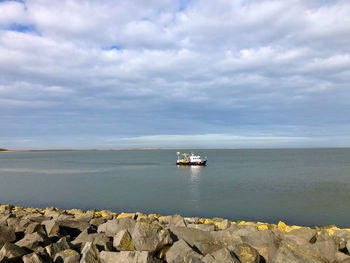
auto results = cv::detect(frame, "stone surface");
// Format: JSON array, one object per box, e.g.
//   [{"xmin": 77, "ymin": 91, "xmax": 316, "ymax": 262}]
[
  {"xmin": 187, "ymin": 224, "xmax": 215, "ymax": 232},
  {"xmin": 100, "ymin": 251, "xmax": 163, "ymax": 263},
  {"xmin": 0, "ymin": 242, "xmax": 30, "ymax": 262},
  {"xmin": 25, "ymin": 222, "xmax": 46, "ymax": 235},
  {"xmin": 45, "ymin": 237, "xmax": 71, "ymax": 257},
  {"xmin": 71, "ymin": 229, "xmax": 113, "ymax": 251},
  {"xmin": 165, "ymin": 239, "xmax": 203, "ymax": 263},
  {"xmin": 23, "ymin": 252, "xmax": 46, "ymax": 263},
  {"xmin": 80, "ymin": 242, "xmax": 100, "ymax": 263},
  {"xmin": 269, "ymin": 240, "xmax": 326, "ymax": 263},
  {"xmin": 208, "ymin": 248, "xmax": 240, "ymax": 263},
  {"xmin": 231, "ymin": 243, "xmax": 260, "ymax": 263},
  {"xmin": 132, "ymin": 220, "xmax": 172, "ymax": 252},
  {"xmin": 42, "ymin": 220, "xmax": 60, "ymax": 237},
  {"xmin": 170, "ymin": 226, "xmax": 227, "ymax": 254},
  {"xmin": 54, "ymin": 249, "xmax": 80, "ymax": 263},
  {"xmin": 0, "ymin": 226, "xmax": 16, "ymax": 242},
  {"xmin": 97, "ymin": 218, "xmax": 136, "ymax": 237},
  {"xmin": 113, "ymin": 229, "xmax": 135, "ymax": 251},
  {"xmin": 15, "ymin": 232, "xmax": 51, "ymax": 250}
]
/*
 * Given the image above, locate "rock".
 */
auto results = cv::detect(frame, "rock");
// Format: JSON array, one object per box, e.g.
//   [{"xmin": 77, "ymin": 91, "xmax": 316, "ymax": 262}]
[
  {"xmin": 0, "ymin": 242, "xmax": 30, "ymax": 262},
  {"xmin": 15, "ymin": 232, "xmax": 51, "ymax": 250},
  {"xmin": 0, "ymin": 226, "xmax": 16, "ymax": 242},
  {"xmin": 89, "ymin": 218, "xmax": 106, "ymax": 228},
  {"xmin": 270, "ymin": 240, "xmax": 326, "ymax": 263},
  {"xmin": 97, "ymin": 218, "xmax": 136, "ymax": 237},
  {"xmin": 231, "ymin": 243, "xmax": 260, "ymax": 263},
  {"xmin": 71, "ymin": 229, "xmax": 113, "ymax": 251},
  {"xmin": 315, "ymin": 240, "xmax": 337, "ymax": 263},
  {"xmin": 170, "ymin": 226, "xmax": 235, "ymax": 255},
  {"xmin": 80, "ymin": 242, "xmax": 99, "ymax": 263},
  {"xmin": 165, "ymin": 239, "xmax": 203, "ymax": 263},
  {"xmin": 23, "ymin": 252, "xmax": 46, "ymax": 263},
  {"xmin": 45, "ymin": 237, "xmax": 71, "ymax": 258},
  {"xmin": 117, "ymin": 213, "xmax": 136, "ymax": 220},
  {"xmin": 6, "ymin": 217, "xmax": 29, "ymax": 233},
  {"xmin": 54, "ymin": 249, "xmax": 80, "ymax": 263},
  {"xmin": 66, "ymin": 209, "xmax": 94, "ymax": 222},
  {"xmin": 100, "ymin": 251, "xmax": 163, "ymax": 263},
  {"xmin": 132, "ymin": 220, "xmax": 172, "ymax": 252},
  {"xmin": 0, "ymin": 214, "xmax": 11, "ymax": 225},
  {"xmin": 207, "ymin": 248, "xmax": 240, "ymax": 263},
  {"xmin": 44, "ymin": 207, "xmax": 63, "ymax": 219},
  {"xmin": 25, "ymin": 222, "xmax": 46, "ymax": 235},
  {"xmin": 113, "ymin": 229, "xmax": 135, "ymax": 251},
  {"xmin": 56, "ymin": 220, "xmax": 90, "ymax": 238},
  {"xmin": 42, "ymin": 220, "xmax": 60, "ymax": 237},
  {"xmin": 238, "ymin": 227, "xmax": 281, "ymax": 260},
  {"xmin": 335, "ymin": 251, "xmax": 350, "ymax": 262},
  {"xmin": 284, "ymin": 227, "xmax": 317, "ymax": 245},
  {"xmin": 217, "ymin": 220, "xmax": 231, "ymax": 230},
  {"xmin": 0, "ymin": 237, "xmax": 6, "ymax": 249},
  {"xmin": 167, "ymin": 215, "xmax": 187, "ymax": 227},
  {"xmin": 187, "ymin": 224, "xmax": 215, "ymax": 232}
]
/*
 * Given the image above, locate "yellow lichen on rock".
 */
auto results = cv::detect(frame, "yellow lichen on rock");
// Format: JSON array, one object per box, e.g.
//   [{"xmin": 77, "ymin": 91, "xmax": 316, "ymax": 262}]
[
  {"xmin": 117, "ymin": 212, "xmax": 135, "ymax": 219},
  {"xmin": 204, "ymin": 218, "xmax": 214, "ymax": 225},
  {"xmin": 257, "ymin": 224, "xmax": 269, "ymax": 231},
  {"xmin": 278, "ymin": 221, "xmax": 302, "ymax": 232}
]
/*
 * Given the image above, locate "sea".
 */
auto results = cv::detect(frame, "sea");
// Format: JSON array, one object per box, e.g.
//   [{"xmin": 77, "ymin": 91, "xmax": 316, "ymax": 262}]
[{"xmin": 1, "ymin": 148, "xmax": 350, "ymax": 228}]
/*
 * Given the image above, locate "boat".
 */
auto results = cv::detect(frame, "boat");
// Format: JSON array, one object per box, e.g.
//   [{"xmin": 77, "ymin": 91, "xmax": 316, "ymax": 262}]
[{"xmin": 176, "ymin": 152, "xmax": 207, "ymax": 165}]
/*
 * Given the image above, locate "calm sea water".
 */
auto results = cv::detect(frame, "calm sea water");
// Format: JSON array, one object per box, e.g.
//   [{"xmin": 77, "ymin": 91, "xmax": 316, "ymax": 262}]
[{"xmin": 1, "ymin": 149, "xmax": 350, "ymax": 227}]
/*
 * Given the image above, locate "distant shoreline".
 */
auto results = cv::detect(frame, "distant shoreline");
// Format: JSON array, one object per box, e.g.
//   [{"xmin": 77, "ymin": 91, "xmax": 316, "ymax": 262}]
[{"xmin": 0, "ymin": 148, "xmax": 165, "ymax": 153}]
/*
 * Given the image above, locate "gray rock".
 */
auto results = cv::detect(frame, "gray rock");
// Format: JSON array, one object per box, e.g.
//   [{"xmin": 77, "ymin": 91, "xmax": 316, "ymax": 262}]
[
  {"xmin": 89, "ymin": 218, "xmax": 106, "ymax": 228},
  {"xmin": 15, "ymin": 232, "xmax": 51, "ymax": 250},
  {"xmin": 335, "ymin": 251, "xmax": 350, "ymax": 263},
  {"xmin": 0, "ymin": 214, "xmax": 11, "ymax": 225},
  {"xmin": 167, "ymin": 215, "xmax": 187, "ymax": 227},
  {"xmin": 170, "ymin": 226, "xmax": 234, "ymax": 255},
  {"xmin": 269, "ymin": 240, "xmax": 326, "ymax": 263},
  {"xmin": 187, "ymin": 224, "xmax": 215, "ymax": 232},
  {"xmin": 97, "ymin": 218, "xmax": 136, "ymax": 237},
  {"xmin": 25, "ymin": 222, "xmax": 46, "ymax": 235},
  {"xmin": 100, "ymin": 251, "xmax": 163, "ymax": 263},
  {"xmin": 66, "ymin": 210, "xmax": 94, "ymax": 222},
  {"xmin": 165, "ymin": 239, "xmax": 203, "ymax": 263},
  {"xmin": 0, "ymin": 237, "xmax": 6, "ymax": 250},
  {"xmin": 45, "ymin": 237, "xmax": 71, "ymax": 257},
  {"xmin": 132, "ymin": 220, "xmax": 172, "ymax": 252},
  {"xmin": 217, "ymin": 220, "xmax": 231, "ymax": 230},
  {"xmin": 23, "ymin": 252, "xmax": 46, "ymax": 263},
  {"xmin": 80, "ymin": 242, "xmax": 99, "ymax": 263},
  {"xmin": 113, "ymin": 229, "xmax": 135, "ymax": 251},
  {"xmin": 0, "ymin": 226, "xmax": 16, "ymax": 242},
  {"xmin": 231, "ymin": 243, "xmax": 260, "ymax": 263},
  {"xmin": 54, "ymin": 249, "xmax": 80, "ymax": 263},
  {"xmin": 42, "ymin": 220, "xmax": 60, "ymax": 237},
  {"xmin": 0, "ymin": 242, "xmax": 30, "ymax": 262},
  {"xmin": 284, "ymin": 227, "xmax": 317, "ymax": 245},
  {"xmin": 209, "ymin": 248, "xmax": 240, "ymax": 263},
  {"xmin": 239, "ymin": 228, "xmax": 280, "ymax": 260},
  {"xmin": 315, "ymin": 240, "xmax": 337, "ymax": 263},
  {"xmin": 71, "ymin": 229, "xmax": 113, "ymax": 251},
  {"xmin": 56, "ymin": 220, "xmax": 90, "ymax": 238}
]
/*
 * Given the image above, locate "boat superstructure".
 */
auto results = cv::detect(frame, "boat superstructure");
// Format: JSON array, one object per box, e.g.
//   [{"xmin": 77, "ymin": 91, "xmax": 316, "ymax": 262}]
[{"xmin": 176, "ymin": 152, "xmax": 207, "ymax": 165}]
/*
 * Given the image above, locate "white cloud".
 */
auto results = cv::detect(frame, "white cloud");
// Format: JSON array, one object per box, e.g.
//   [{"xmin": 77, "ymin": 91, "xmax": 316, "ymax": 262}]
[{"xmin": 0, "ymin": 0, "xmax": 350, "ymax": 148}]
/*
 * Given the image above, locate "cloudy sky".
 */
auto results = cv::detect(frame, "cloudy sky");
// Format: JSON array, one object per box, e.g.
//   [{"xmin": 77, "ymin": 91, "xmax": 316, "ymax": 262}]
[{"xmin": 0, "ymin": 0, "xmax": 350, "ymax": 149}]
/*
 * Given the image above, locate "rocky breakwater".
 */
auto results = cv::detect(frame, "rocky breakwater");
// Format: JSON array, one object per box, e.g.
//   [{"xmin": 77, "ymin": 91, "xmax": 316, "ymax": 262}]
[{"xmin": 1, "ymin": 205, "xmax": 350, "ymax": 262}]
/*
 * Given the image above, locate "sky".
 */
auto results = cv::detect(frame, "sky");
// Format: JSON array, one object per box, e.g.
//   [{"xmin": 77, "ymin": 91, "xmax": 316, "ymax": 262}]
[{"xmin": 0, "ymin": 0, "xmax": 350, "ymax": 149}]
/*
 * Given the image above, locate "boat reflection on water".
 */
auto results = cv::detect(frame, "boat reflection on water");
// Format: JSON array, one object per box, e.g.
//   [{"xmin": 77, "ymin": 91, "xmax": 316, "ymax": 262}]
[{"xmin": 177, "ymin": 164, "xmax": 204, "ymax": 182}]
